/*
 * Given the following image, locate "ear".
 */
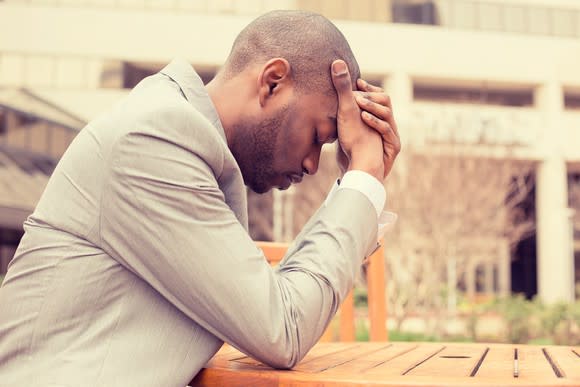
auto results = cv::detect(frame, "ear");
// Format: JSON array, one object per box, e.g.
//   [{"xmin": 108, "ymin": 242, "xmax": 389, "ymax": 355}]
[{"xmin": 257, "ymin": 58, "xmax": 292, "ymax": 107}]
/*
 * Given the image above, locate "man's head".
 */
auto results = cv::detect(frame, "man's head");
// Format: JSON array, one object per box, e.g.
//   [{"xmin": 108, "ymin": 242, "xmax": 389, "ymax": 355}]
[{"xmin": 208, "ymin": 10, "xmax": 360, "ymax": 193}]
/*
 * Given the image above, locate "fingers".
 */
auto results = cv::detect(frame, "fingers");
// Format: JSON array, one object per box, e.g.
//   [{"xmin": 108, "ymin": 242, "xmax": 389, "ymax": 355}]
[
  {"xmin": 357, "ymin": 78, "xmax": 383, "ymax": 93},
  {"xmin": 357, "ymin": 78, "xmax": 394, "ymax": 117},
  {"xmin": 331, "ymin": 60, "xmax": 355, "ymax": 114},
  {"xmin": 335, "ymin": 142, "xmax": 349, "ymax": 175},
  {"xmin": 354, "ymin": 90, "xmax": 399, "ymax": 137},
  {"xmin": 355, "ymin": 94, "xmax": 391, "ymax": 122},
  {"xmin": 361, "ymin": 111, "xmax": 392, "ymax": 137}
]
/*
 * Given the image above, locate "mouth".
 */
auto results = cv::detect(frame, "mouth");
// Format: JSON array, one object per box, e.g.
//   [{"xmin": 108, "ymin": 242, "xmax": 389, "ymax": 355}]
[
  {"xmin": 288, "ymin": 173, "xmax": 303, "ymax": 184},
  {"xmin": 277, "ymin": 173, "xmax": 303, "ymax": 190}
]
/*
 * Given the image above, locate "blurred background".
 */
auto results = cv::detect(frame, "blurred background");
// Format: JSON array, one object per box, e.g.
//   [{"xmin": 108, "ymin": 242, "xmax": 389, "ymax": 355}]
[{"xmin": 0, "ymin": 0, "xmax": 579, "ymax": 344}]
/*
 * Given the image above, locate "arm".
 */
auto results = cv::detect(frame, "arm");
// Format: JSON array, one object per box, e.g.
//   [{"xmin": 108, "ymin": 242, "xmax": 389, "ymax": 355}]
[{"xmin": 100, "ymin": 125, "xmax": 376, "ymax": 369}]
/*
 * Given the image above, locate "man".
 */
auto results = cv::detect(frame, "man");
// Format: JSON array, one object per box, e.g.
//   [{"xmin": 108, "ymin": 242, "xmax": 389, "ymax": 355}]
[{"xmin": 0, "ymin": 10, "xmax": 400, "ymax": 387}]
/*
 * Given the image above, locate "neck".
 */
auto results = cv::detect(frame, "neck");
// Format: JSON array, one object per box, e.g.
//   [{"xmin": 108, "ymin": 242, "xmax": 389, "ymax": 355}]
[{"xmin": 206, "ymin": 73, "xmax": 247, "ymax": 149}]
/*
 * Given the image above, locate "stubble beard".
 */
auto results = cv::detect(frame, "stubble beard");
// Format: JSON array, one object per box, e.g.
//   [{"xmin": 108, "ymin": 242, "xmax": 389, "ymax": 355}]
[{"xmin": 232, "ymin": 105, "xmax": 289, "ymax": 194}]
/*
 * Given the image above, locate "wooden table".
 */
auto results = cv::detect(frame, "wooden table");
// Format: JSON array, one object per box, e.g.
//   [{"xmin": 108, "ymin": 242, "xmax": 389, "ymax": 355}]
[{"xmin": 190, "ymin": 342, "xmax": 580, "ymax": 386}]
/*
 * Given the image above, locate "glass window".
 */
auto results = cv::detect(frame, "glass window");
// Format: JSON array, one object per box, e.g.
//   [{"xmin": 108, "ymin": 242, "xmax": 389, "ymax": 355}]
[
  {"xmin": 552, "ymin": 8, "xmax": 577, "ymax": 37},
  {"xmin": 503, "ymin": 5, "xmax": 527, "ymax": 34},
  {"xmin": 565, "ymin": 93, "xmax": 580, "ymax": 110},
  {"xmin": 0, "ymin": 54, "xmax": 24, "ymax": 87},
  {"xmin": 54, "ymin": 58, "xmax": 86, "ymax": 89},
  {"xmin": 478, "ymin": 2, "xmax": 502, "ymax": 32},
  {"xmin": 450, "ymin": 0, "xmax": 476, "ymax": 29},
  {"xmin": 392, "ymin": 0, "xmax": 439, "ymax": 26},
  {"xmin": 414, "ymin": 84, "xmax": 534, "ymax": 107},
  {"xmin": 528, "ymin": 6, "xmax": 551, "ymax": 35},
  {"xmin": 24, "ymin": 56, "xmax": 54, "ymax": 88}
]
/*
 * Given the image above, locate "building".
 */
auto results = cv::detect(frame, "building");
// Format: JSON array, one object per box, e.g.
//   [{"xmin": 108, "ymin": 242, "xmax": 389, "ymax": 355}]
[{"xmin": 0, "ymin": 0, "xmax": 579, "ymax": 304}]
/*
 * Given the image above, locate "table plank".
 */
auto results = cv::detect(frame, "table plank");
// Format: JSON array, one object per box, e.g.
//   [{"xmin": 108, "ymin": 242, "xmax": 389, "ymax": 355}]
[
  {"xmin": 363, "ymin": 343, "xmax": 446, "ymax": 376},
  {"xmin": 294, "ymin": 342, "xmax": 389, "ymax": 372},
  {"xmin": 474, "ymin": 345, "xmax": 515, "ymax": 378},
  {"xmin": 517, "ymin": 345, "xmax": 560, "ymax": 381},
  {"xmin": 231, "ymin": 343, "xmax": 359, "ymax": 367},
  {"xmin": 405, "ymin": 345, "xmax": 488, "ymax": 377},
  {"xmin": 325, "ymin": 343, "xmax": 418, "ymax": 374},
  {"xmin": 543, "ymin": 346, "xmax": 580, "ymax": 379}
]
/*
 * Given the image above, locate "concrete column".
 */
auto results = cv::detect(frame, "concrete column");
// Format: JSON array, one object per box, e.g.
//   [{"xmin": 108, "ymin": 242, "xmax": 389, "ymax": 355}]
[
  {"xmin": 382, "ymin": 72, "xmax": 413, "ymax": 146},
  {"xmin": 497, "ymin": 239, "xmax": 511, "ymax": 297},
  {"xmin": 466, "ymin": 260, "xmax": 476, "ymax": 299},
  {"xmin": 483, "ymin": 261, "xmax": 494, "ymax": 295},
  {"xmin": 535, "ymin": 81, "xmax": 575, "ymax": 303},
  {"xmin": 382, "ymin": 72, "xmax": 413, "ymax": 184}
]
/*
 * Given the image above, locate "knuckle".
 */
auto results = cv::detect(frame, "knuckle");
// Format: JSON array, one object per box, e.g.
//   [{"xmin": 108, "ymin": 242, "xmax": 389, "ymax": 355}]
[{"xmin": 376, "ymin": 94, "xmax": 389, "ymax": 105}]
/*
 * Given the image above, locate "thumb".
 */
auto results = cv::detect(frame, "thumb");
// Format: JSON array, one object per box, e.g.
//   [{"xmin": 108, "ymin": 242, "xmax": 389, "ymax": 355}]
[{"xmin": 331, "ymin": 60, "xmax": 353, "ymax": 108}]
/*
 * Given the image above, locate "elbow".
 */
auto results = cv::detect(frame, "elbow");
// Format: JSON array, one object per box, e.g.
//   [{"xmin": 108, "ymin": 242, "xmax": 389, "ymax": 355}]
[
  {"xmin": 264, "ymin": 350, "xmax": 300, "ymax": 370},
  {"xmin": 257, "ymin": 333, "xmax": 303, "ymax": 370}
]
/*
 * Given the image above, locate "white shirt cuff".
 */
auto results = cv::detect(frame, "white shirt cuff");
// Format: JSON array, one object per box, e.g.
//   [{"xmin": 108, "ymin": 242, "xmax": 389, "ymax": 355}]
[
  {"xmin": 324, "ymin": 173, "xmax": 398, "ymax": 247},
  {"xmin": 339, "ymin": 170, "xmax": 385, "ymax": 218},
  {"xmin": 324, "ymin": 171, "xmax": 386, "ymax": 219}
]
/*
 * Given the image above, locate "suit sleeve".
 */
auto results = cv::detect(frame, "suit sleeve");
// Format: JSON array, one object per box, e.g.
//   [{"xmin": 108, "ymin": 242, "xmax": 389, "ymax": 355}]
[{"xmin": 100, "ymin": 127, "xmax": 377, "ymax": 368}]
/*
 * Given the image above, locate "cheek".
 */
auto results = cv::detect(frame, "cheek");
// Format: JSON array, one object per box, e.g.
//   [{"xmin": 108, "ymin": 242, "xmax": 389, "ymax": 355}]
[{"xmin": 283, "ymin": 123, "xmax": 312, "ymax": 160}]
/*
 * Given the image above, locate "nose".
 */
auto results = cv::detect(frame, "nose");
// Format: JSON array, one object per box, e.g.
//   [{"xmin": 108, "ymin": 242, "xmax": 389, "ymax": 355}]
[{"xmin": 302, "ymin": 145, "xmax": 322, "ymax": 175}]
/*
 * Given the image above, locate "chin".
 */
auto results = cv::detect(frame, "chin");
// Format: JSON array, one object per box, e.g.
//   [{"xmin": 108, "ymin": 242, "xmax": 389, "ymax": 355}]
[{"xmin": 248, "ymin": 181, "xmax": 272, "ymax": 194}]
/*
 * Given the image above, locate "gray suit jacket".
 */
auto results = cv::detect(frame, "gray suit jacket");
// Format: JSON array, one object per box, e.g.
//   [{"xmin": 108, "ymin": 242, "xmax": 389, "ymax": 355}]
[{"xmin": 0, "ymin": 59, "xmax": 377, "ymax": 387}]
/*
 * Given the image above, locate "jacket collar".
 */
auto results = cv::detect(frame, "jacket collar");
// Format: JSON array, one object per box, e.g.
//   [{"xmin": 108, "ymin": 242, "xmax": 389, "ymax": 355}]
[{"xmin": 160, "ymin": 58, "xmax": 227, "ymax": 143}]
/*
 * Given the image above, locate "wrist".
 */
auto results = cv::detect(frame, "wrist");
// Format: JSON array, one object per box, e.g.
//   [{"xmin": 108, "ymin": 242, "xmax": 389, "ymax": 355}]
[{"xmin": 348, "ymin": 160, "xmax": 383, "ymax": 182}]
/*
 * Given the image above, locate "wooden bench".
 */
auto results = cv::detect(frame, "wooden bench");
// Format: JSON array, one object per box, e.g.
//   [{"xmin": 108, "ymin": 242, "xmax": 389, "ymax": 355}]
[{"xmin": 256, "ymin": 240, "xmax": 388, "ymax": 342}]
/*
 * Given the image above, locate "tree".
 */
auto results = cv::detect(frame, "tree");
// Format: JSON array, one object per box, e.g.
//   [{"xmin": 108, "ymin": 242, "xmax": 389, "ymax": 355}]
[{"xmin": 385, "ymin": 142, "xmax": 535, "ymax": 334}]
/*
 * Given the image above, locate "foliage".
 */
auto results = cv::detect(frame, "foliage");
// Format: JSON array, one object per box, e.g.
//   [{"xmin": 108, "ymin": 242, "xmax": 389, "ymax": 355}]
[
  {"xmin": 457, "ymin": 294, "xmax": 579, "ymax": 345},
  {"xmin": 492, "ymin": 294, "xmax": 535, "ymax": 343},
  {"xmin": 355, "ymin": 320, "xmax": 369, "ymax": 342},
  {"xmin": 354, "ymin": 291, "xmax": 580, "ymax": 345},
  {"xmin": 385, "ymin": 144, "xmax": 535, "ymax": 333},
  {"xmin": 389, "ymin": 330, "xmax": 439, "ymax": 342}
]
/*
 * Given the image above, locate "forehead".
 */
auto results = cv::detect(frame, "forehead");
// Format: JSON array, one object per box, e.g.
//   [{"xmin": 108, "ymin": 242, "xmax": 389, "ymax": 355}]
[{"xmin": 296, "ymin": 92, "xmax": 338, "ymax": 120}]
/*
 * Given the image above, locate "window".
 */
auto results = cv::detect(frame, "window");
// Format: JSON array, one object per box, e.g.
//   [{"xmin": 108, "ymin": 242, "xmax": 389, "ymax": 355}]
[
  {"xmin": 565, "ymin": 93, "xmax": 580, "ymax": 110},
  {"xmin": 392, "ymin": 0, "xmax": 439, "ymax": 26},
  {"xmin": 414, "ymin": 84, "xmax": 534, "ymax": 107},
  {"xmin": 122, "ymin": 61, "xmax": 216, "ymax": 89}
]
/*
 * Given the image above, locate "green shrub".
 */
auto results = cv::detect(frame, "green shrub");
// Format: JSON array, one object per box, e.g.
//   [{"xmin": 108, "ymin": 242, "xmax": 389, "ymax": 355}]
[{"xmin": 492, "ymin": 294, "xmax": 534, "ymax": 343}]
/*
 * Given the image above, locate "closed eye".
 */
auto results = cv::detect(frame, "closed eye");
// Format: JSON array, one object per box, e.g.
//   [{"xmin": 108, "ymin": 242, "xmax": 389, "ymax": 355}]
[{"xmin": 313, "ymin": 128, "xmax": 321, "ymax": 145}]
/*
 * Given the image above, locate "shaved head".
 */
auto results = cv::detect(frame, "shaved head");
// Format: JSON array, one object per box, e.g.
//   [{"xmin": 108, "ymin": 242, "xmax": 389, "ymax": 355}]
[{"xmin": 222, "ymin": 10, "xmax": 360, "ymax": 95}]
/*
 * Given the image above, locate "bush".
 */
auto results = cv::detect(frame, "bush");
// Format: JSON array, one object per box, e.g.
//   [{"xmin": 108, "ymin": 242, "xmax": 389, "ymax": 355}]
[
  {"xmin": 492, "ymin": 294, "xmax": 534, "ymax": 343},
  {"xmin": 491, "ymin": 295, "xmax": 580, "ymax": 345}
]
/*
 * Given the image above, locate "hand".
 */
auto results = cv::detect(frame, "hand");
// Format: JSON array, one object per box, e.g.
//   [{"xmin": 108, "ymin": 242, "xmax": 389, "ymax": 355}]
[
  {"xmin": 331, "ymin": 60, "xmax": 384, "ymax": 181},
  {"xmin": 335, "ymin": 142, "xmax": 349, "ymax": 177},
  {"xmin": 355, "ymin": 79, "xmax": 401, "ymax": 179}
]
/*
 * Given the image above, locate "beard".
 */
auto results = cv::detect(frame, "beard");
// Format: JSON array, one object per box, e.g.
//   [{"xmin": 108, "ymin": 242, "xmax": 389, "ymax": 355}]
[{"xmin": 231, "ymin": 105, "xmax": 289, "ymax": 194}]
